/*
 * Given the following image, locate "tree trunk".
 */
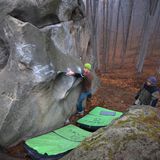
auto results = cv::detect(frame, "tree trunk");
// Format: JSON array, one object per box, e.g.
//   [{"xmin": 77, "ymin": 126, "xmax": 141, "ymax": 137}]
[
  {"xmin": 120, "ymin": 0, "xmax": 134, "ymax": 66},
  {"xmin": 112, "ymin": 0, "xmax": 121, "ymax": 66},
  {"xmin": 137, "ymin": 0, "xmax": 160, "ymax": 73}
]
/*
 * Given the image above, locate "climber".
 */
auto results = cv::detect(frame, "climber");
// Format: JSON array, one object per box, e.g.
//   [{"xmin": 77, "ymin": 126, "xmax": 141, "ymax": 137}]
[
  {"xmin": 134, "ymin": 76, "xmax": 159, "ymax": 107},
  {"xmin": 66, "ymin": 63, "xmax": 93, "ymax": 115}
]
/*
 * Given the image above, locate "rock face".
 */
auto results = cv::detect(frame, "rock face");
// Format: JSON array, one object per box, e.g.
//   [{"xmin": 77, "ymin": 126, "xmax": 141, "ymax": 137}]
[
  {"xmin": 0, "ymin": 0, "xmax": 94, "ymax": 147},
  {"xmin": 61, "ymin": 105, "xmax": 160, "ymax": 160}
]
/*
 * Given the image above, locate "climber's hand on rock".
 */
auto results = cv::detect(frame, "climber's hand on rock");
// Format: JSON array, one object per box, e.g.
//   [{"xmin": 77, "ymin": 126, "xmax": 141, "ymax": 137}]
[{"xmin": 66, "ymin": 69, "xmax": 75, "ymax": 76}]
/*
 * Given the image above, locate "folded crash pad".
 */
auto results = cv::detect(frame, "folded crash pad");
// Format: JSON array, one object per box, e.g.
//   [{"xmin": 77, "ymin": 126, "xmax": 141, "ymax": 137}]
[
  {"xmin": 25, "ymin": 125, "xmax": 91, "ymax": 160},
  {"xmin": 77, "ymin": 106, "xmax": 123, "ymax": 131},
  {"xmin": 54, "ymin": 124, "xmax": 91, "ymax": 142},
  {"xmin": 89, "ymin": 106, "xmax": 123, "ymax": 117}
]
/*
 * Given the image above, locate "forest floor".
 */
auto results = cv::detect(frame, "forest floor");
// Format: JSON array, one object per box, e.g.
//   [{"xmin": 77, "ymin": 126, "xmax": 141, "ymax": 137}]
[
  {"xmin": 70, "ymin": 53, "xmax": 160, "ymax": 122},
  {"xmin": 4, "ymin": 53, "xmax": 160, "ymax": 160}
]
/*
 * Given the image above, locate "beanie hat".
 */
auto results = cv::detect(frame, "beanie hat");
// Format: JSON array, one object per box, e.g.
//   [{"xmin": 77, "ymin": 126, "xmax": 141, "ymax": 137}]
[
  {"xmin": 147, "ymin": 76, "xmax": 157, "ymax": 85},
  {"xmin": 84, "ymin": 63, "xmax": 92, "ymax": 70}
]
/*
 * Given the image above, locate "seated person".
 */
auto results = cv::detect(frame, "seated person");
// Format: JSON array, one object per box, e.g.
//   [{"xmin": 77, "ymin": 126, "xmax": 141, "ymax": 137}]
[{"xmin": 134, "ymin": 76, "xmax": 159, "ymax": 107}]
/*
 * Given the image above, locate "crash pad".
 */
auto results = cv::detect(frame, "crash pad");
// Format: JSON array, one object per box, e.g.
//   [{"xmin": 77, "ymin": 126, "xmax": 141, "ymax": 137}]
[
  {"xmin": 77, "ymin": 106, "xmax": 123, "ymax": 131},
  {"xmin": 54, "ymin": 124, "xmax": 91, "ymax": 142},
  {"xmin": 89, "ymin": 106, "xmax": 123, "ymax": 117},
  {"xmin": 25, "ymin": 132, "xmax": 79, "ymax": 156},
  {"xmin": 25, "ymin": 125, "xmax": 91, "ymax": 159}
]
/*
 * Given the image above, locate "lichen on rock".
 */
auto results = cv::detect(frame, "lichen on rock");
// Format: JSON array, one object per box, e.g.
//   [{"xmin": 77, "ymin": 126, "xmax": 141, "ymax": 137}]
[{"xmin": 61, "ymin": 105, "xmax": 160, "ymax": 160}]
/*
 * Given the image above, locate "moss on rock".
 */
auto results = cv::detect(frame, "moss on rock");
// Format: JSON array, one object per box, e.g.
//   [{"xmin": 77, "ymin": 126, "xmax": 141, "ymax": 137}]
[{"xmin": 61, "ymin": 105, "xmax": 160, "ymax": 160}]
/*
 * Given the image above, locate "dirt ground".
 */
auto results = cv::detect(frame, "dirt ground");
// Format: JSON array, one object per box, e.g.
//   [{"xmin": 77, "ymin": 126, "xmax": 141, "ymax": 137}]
[
  {"xmin": 4, "ymin": 54, "xmax": 160, "ymax": 159},
  {"xmin": 86, "ymin": 53, "xmax": 160, "ymax": 113}
]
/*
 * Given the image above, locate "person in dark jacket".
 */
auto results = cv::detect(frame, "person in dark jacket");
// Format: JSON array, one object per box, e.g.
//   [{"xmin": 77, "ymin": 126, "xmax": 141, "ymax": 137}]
[
  {"xmin": 134, "ymin": 76, "xmax": 159, "ymax": 107},
  {"xmin": 66, "ymin": 63, "xmax": 93, "ymax": 115}
]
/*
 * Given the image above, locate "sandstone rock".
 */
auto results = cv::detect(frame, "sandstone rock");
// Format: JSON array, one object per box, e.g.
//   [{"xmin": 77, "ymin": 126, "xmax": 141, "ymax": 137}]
[
  {"xmin": 41, "ymin": 18, "xmax": 90, "ymax": 59},
  {"xmin": 0, "ymin": 39, "xmax": 10, "ymax": 70},
  {"xmin": 0, "ymin": 0, "xmax": 85, "ymax": 28},
  {"xmin": 0, "ymin": 0, "xmax": 93, "ymax": 147},
  {"xmin": 0, "ymin": 15, "xmax": 81, "ymax": 147},
  {"xmin": 8, "ymin": 0, "xmax": 60, "ymax": 28},
  {"xmin": 61, "ymin": 105, "xmax": 160, "ymax": 160},
  {"xmin": 58, "ymin": 0, "xmax": 85, "ymax": 22}
]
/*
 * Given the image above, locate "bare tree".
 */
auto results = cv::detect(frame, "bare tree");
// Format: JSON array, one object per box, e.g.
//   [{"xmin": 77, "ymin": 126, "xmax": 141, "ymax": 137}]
[
  {"xmin": 86, "ymin": 0, "xmax": 99, "ymax": 68},
  {"xmin": 112, "ymin": 0, "xmax": 121, "ymax": 66},
  {"xmin": 148, "ymin": 5, "xmax": 160, "ymax": 56},
  {"xmin": 84, "ymin": 0, "xmax": 160, "ymax": 73},
  {"xmin": 106, "ymin": 0, "xmax": 114, "ymax": 68},
  {"xmin": 120, "ymin": 0, "xmax": 134, "ymax": 65},
  {"xmin": 136, "ymin": 0, "xmax": 160, "ymax": 73},
  {"xmin": 103, "ymin": 0, "xmax": 108, "ymax": 72}
]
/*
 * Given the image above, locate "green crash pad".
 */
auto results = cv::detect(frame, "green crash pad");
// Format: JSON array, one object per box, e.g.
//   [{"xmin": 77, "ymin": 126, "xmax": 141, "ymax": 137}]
[
  {"xmin": 77, "ymin": 106, "xmax": 123, "ymax": 127},
  {"xmin": 89, "ymin": 106, "xmax": 123, "ymax": 117},
  {"xmin": 54, "ymin": 124, "xmax": 91, "ymax": 142},
  {"xmin": 25, "ymin": 125, "xmax": 91, "ymax": 156}
]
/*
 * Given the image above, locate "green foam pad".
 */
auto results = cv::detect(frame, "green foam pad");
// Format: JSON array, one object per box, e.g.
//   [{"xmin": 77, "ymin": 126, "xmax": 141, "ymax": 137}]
[
  {"xmin": 77, "ymin": 114, "xmax": 119, "ymax": 127},
  {"xmin": 25, "ymin": 132, "xmax": 79, "ymax": 155},
  {"xmin": 77, "ymin": 107, "xmax": 123, "ymax": 127},
  {"xmin": 89, "ymin": 106, "xmax": 123, "ymax": 117},
  {"xmin": 54, "ymin": 124, "xmax": 92, "ymax": 142}
]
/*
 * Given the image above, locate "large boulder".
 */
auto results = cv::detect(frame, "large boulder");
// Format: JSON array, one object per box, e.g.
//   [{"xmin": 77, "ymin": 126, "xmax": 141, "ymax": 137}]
[
  {"xmin": 58, "ymin": 0, "xmax": 84, "ymax": 22},
  {"xmin": 0, "ymin": 0, "xmax": 84, "ymax": 28},
  {"xmin": 0, "ymin": 0, "xmax": 93, "ymax": 147},
  {"xmin": 61, "ymin": 105, "xmax": 160, "ymax": 160},
  {"xmin": 41, "ymin": 19, "xmax": 90, "ymax": 59}
]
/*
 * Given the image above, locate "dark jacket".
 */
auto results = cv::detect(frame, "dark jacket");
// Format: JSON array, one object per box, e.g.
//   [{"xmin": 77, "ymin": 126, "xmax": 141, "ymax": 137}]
[
  {"xmin": 75, "ymin": 71, "xmax": 93, "ymax": 92},
  {"xmin": 135, "ymin": 83, "xmax": 159, "ymax": 107}
]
